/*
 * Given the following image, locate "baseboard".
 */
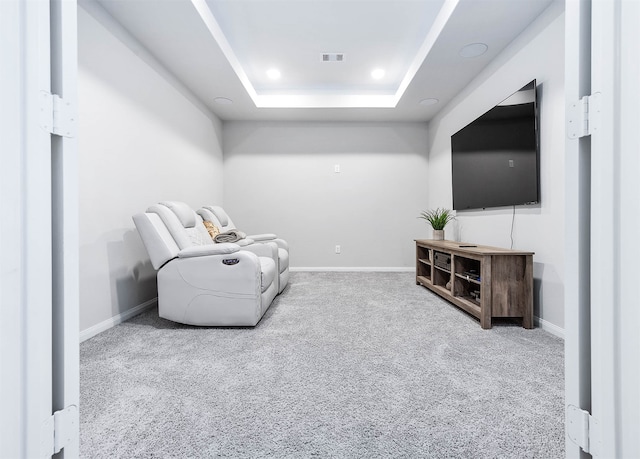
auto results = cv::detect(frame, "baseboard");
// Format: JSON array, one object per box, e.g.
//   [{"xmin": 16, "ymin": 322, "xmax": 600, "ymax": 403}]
[
  {"xmin": 290, "ymin": 267, "xmax": 415, "ymax": 272},
  {"xmin": 80, "ymin": 298, "xmax": 157, "ymax": 343},
  {"xmin": 534, "ymin": 316, "xmax": 564, "ymax": 339}
]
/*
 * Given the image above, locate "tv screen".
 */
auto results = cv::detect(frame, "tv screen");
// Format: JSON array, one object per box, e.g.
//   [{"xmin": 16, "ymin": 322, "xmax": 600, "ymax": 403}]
[{"xmin": 451, "ymin": 80, "xmax": 539, "ymax": 211}]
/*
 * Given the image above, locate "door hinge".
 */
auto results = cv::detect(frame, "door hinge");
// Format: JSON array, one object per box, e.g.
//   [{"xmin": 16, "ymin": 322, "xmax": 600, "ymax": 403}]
[
  {"xmin": 567, "ymin": 93, "xmax": 602, "ymax": 139},
  {"xmin": 42, "ymin": 405, "xmax": 79, "ymax": 456},
  {"xmin": 566, "ymin": 405, "xmax": 601, "ymax": 456},
  {"xmin": 40, "ymin": 91, "xmax": 76, "ymax": 138}
]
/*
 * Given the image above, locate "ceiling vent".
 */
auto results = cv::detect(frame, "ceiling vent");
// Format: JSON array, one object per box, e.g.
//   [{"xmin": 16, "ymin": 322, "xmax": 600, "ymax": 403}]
[{"xmin": 322, "ymin": 53, "xmax": 344, "ymax": 62}]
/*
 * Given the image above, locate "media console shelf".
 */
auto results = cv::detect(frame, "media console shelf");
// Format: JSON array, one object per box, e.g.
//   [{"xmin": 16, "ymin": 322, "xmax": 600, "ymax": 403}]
[{"xmin": 415, "ymin": 239, "xmax": 534, "ymax": 329}]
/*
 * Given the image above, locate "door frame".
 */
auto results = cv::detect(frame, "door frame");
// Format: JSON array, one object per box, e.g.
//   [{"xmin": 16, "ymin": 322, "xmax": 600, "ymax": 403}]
[
  {"xmin": 0, "ymin": 0, "xmax": 79, "ymax": 456},
  {"xmin": 565, "ymin": 0, "xmax": 640, "ymax": 457}
]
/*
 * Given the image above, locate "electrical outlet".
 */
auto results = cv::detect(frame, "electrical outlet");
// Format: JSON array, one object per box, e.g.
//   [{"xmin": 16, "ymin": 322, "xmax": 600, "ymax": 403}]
[{"xmin": 335, "ymin": 245, "xmax": 341, "ymax": 254}]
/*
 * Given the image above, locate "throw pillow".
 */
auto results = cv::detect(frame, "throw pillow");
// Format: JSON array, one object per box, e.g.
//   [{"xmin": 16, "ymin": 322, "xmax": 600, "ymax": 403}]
[{"xmin": 203, "ymin": 221, "xmax": 221, "ymax": 241}]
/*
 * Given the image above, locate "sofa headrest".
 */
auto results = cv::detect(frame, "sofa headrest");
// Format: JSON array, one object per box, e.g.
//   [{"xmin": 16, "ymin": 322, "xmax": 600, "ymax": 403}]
[
  {"xmin": 204, "ymin": 206, "xmax": 229, "ymax": 227},
  {"xmin": 132, "ymin": 213, "xmax": 180, "ymax": 270},
  {"xmin": 159, "ymin": 201, "xmax": 196, "ymax": 228},
  {"xmin": 147, "ymin": 202, "xmax": 197, "ymax": 250}
]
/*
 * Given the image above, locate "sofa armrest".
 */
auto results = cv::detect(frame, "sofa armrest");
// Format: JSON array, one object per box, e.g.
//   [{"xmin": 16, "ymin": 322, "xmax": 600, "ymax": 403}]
[
  {"xmin": 178, "ymin": 243, "xmax": 240, "ymax": 258},
  {"xmin": 161, "ymin": 251, "xmax": 265, "ymax": 300},
  {"xmin": 241, "ymin": 241, "xmax": 278, "ymax": 260},
  {"xmin": 247, "ymin": 235, "xmax": 288, "ymax": 252},
  {"xmin": 247, "ymin": 233, "xmax": 277, "ymax": 242},
  {"xmin": 270, "ymin": 238, "xmax": 288, "ymax": 251}
]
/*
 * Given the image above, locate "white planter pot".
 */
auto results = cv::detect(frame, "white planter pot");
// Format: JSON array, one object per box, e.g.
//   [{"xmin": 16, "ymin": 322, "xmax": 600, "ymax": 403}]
[{"xmin": 432, "ymin": 229, "xmax": 444, "ymax": 240}]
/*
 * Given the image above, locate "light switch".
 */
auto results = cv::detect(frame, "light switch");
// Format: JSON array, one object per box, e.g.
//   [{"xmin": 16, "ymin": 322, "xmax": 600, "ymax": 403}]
[
  {"xmin": 509, "ymin": 160, "xmax": 514, "ymax": 168},
  {"xmin": 334, "ymin": 164, "xmax": 340, "ymax": 173}
]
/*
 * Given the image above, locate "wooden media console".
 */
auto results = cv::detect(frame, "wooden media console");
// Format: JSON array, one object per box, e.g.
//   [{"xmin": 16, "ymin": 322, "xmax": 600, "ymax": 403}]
[{"xmin": 415, "ymin": 239, "xmax": 534, "ymax": 329}]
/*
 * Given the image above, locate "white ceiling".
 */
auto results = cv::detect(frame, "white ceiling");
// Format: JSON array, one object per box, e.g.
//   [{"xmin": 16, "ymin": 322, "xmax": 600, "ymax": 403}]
[
  {"xmin": 204, "ymin": 0, "xmax": 446, "ymax": 98},
  {"xmin": 92, "ymin": 0, "xmax": 554, "ymax": 122}
]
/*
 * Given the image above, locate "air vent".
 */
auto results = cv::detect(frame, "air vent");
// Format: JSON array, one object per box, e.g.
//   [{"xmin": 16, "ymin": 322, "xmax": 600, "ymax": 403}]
[{"xmin": 322, "ymin": 53, "xmax": 344, "ymax": 62}]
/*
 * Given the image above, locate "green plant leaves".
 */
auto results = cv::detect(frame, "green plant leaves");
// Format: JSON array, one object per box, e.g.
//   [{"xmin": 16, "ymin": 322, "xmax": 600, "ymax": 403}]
[{"xmin": 418, "ymin": 208, "xmax": 455, "ymax": 230}]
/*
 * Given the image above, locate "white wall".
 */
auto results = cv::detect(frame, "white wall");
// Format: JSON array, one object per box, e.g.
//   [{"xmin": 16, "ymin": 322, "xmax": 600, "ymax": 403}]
[
  {"xmin": 426, "ymin": 3, "xmax": 565, "ymax": 331},
  {"xmin": 78, "ymin": 6, "xmax": 224, "ymax": 334},
  {"xmin": 223, "ymin": 122, "xmax": 429, "ymax": 268}
]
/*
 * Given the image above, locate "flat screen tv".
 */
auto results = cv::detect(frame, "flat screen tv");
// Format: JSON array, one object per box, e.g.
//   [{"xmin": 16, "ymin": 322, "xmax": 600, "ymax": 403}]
[{"xmin": 451, "ymin": 80, "xmax": 539, "ymax": 211}]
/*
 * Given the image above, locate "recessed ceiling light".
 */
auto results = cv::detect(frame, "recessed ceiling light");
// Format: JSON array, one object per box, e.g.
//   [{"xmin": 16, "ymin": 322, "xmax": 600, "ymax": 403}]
[
  {"xmin": 371, "ymin": 68, "xmax": 385, "ymax": 80},
  {"xmin": 419, "ymin": 98, "xmax": 439, "ymax": 106},
  {"xmin": 266, "ymin": 68, "xmax": 281, "ymax": 80},
  {"xmin": 214, "ymin": 97, "xmax": 233, "ymax": 105},
  {"xmin": 459, "ymin": 43, "xmax": 488, "ymax": 58}
]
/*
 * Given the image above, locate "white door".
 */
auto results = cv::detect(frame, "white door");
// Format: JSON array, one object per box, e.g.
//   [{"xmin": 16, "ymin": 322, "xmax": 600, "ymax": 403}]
[
  {"xmin": 51, "ymin": 0, "xmax": 81, "ymax": 457},
  {"xmin": 0, "ymin": 0, "xmax": 79, "ymax": 456},
  {"xmin": 565, "ymin": 0, "xmax": 640, "ymax": 457},
  {"xmin": 589, "ymin": 0, "xmax": 640, "ymax": 456},
  {"xmin": 612, "ymin": 1, "xmax": 640, "ymax": 453},
  {"xmin": 564, "ymin": 0, "xmax": 593, "ymax": 456}
]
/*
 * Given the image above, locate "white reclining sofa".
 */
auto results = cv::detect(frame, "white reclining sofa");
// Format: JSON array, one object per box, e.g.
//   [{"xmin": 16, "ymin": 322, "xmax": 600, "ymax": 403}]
[
  {"xmin": 198, "ymin": 206, "xmax": 290, "ymax": 293},
  {"xmin": 133, "ymin": 201, "xmax": 278, "ymax": 326}
]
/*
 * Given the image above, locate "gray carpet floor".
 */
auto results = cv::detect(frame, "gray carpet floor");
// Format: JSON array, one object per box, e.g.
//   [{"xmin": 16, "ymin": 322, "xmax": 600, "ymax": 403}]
[{"xmin": 80, "ymin": 272, "xmax": 564, "ymax": 458}]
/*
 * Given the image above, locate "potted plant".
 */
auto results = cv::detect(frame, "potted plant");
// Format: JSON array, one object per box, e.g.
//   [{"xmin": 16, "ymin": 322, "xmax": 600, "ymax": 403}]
[{"xmin": 418, "ymin": 208, "xmax": 454, "ymax": 240}]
